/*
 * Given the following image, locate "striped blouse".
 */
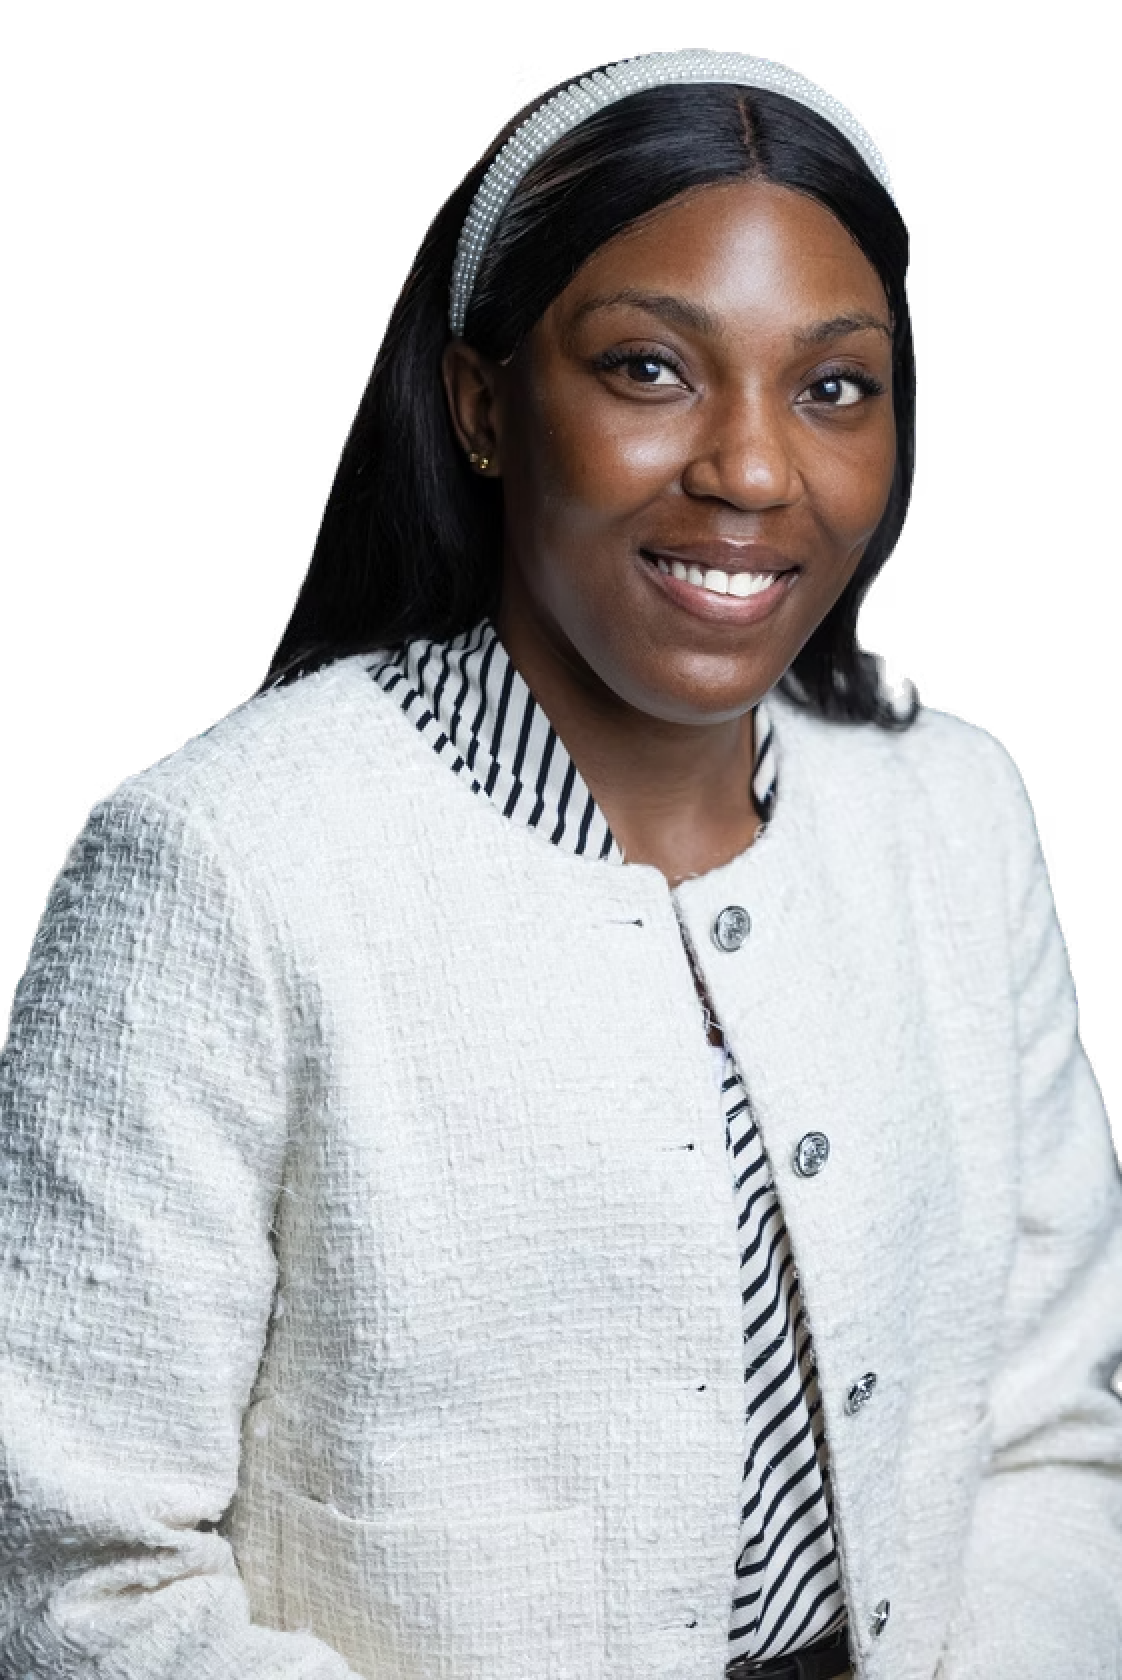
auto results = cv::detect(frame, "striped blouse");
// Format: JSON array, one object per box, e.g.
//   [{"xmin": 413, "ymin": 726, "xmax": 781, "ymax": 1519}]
[{"xmin": 369, "ymin": 618, "xmax": 846, "ymax": 1665}]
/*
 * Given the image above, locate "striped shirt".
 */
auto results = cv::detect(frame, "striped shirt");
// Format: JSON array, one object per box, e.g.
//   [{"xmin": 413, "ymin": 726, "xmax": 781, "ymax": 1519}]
[{"xmin": 368, "ymin": 619, "xmax": 846, "ymax": 1665}]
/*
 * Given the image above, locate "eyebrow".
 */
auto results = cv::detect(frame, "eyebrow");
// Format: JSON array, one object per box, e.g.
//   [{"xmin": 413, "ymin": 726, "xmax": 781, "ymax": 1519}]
[
  {"xmin": 791, "ymin": 312, "xmax": 893, "ymax": 348},
  {"xmin": 567, "ymin": 291, "xmax": 892, "ymax": 348},
  {"xmin": 566, "ymin": 289, "xmax": 720, "ymax": 338}
]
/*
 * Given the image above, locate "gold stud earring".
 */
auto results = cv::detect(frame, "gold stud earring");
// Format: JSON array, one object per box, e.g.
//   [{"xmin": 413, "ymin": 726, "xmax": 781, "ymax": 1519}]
[{"xmin": 468, "ymin": 450, "xmax": 492, "ymax": 472}]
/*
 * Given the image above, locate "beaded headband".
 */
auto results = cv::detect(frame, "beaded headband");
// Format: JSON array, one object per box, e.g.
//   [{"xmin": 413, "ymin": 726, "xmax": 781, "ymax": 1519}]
[{"xmin": 448, "ymin": 48, "xmax": 892, "ymax": 337}]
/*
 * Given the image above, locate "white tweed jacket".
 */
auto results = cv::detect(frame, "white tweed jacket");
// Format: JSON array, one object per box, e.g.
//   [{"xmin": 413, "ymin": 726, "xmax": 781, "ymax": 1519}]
[{"xmin": 1, "ymin": 655, "xmax": 1120, "ymax": 1680}]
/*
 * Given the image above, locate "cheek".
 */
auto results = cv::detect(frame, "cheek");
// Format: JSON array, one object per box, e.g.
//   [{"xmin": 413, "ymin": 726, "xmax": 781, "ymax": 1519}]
[
  {"xmin": 818, "ymin": 422, "xmax": 897, "ymax": 549},
  {"xmin": 511, "ymin": 389, "xmax": 684, "ymax": 519}
]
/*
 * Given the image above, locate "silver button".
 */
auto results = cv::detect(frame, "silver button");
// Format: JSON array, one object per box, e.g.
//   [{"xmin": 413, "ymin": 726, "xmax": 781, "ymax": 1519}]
[
  {"xmin": 870, "ymin": 1599, "xmax": 891, "ymax": 1637},
  {"xmin": 793, "ymin": 1132, "xmax": 830, "ymax": 1177},
  {"xmin": 712, "ymin": 905, "xmax": 751, "ymax": 952},
  {"xmin": 845, "ymin": 1371, "xmax": 878, "ymax": 1414}
]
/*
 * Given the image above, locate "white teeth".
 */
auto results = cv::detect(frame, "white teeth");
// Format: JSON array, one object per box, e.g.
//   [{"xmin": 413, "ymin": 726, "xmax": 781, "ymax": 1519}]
[
  {"xmin": 653, "ymin": 556, "xmax": 787, "ymax": 599},
  {"xmin": 729, "ymin": 571, "xmax": 777, "ymax": 598}
]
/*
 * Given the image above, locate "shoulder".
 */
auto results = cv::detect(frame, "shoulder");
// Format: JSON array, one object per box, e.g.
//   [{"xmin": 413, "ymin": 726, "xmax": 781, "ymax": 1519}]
[
  {"xmin": 51, "ymin": 655, "xmax": 470, "ymax": 920},
  {"xmin": 770, "ymin": 688, "xmax": 1041, "ymax": 884},
  {"xmin": 87, "ymin": 654, "xmax": 435, "ymax": 870},
  {"xmin": 765, "ymin": 692, "xmax": 1048, "ymax": 927}
]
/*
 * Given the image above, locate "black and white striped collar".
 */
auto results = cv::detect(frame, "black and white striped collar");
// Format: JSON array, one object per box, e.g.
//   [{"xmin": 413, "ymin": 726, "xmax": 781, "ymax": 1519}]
[{"xmin": 368, "ymin": 619, "xmax": 779, "ymax": 862}]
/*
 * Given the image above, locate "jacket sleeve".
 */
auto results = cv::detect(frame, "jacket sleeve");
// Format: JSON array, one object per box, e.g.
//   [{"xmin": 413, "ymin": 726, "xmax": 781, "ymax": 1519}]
[
  {"xmin": 0, "ymin": 788, "xmax": 359, "ymax": 1679},
  {"xmin": 937, "ymin": 741, "xmax": 1122, "ymax": 1679}
]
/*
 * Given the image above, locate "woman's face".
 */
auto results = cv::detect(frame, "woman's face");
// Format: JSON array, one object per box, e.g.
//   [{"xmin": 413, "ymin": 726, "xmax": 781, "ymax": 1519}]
[{"xmin": 447, "ymin": 179, "xmax": 898, "ymax": 724}]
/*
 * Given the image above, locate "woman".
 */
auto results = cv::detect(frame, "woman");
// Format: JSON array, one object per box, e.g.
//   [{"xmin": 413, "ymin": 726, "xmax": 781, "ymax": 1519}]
[{"xmin": 1, "ymin": 46, "xmax": 1119, "ymax": 1680}]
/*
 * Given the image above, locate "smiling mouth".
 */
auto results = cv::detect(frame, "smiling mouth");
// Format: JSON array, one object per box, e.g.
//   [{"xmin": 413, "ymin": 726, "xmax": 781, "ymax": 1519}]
[{"xmin": 641, "ymin": 551, "xmax": 797, "ymax": 600}]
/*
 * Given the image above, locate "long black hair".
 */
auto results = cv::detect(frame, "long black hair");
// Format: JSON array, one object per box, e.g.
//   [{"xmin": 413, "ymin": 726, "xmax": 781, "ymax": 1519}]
[{"xmin": 261, "ymin": 76, "xmax": 918, "ymax": 729}]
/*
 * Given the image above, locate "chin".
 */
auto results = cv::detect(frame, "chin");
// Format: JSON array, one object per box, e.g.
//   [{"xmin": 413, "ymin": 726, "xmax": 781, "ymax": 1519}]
[{"xmin": 607, "ymin": 656, "xmax": 780, "ymax": 725}]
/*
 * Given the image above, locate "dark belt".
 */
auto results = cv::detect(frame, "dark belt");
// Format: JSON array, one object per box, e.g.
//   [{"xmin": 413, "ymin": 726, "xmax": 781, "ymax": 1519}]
[{"xmin": 725, "ymin": 1625, "xmax": 850, "ymax": 1680}]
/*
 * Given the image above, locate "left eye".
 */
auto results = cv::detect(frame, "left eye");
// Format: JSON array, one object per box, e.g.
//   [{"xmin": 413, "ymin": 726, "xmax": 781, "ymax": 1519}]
[{"xmin": 803, "ymin": 374, "xmax": 868, "ymax": 407}]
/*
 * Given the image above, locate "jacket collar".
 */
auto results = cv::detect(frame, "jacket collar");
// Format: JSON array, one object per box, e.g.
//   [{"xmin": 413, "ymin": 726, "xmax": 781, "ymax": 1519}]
[{"xmin": 368, "ymin": 618, "xmax": 778, "ymax": 861}]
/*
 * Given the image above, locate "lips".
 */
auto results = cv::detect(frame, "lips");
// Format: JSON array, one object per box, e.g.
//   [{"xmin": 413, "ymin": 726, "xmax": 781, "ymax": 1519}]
[
  {"xmin": 640, "ymin": 543, "xmax": 799, "ymax": 623},
  {"xmin": 641, "ymin": 543, "xmax": 798, "ymax": 604}
]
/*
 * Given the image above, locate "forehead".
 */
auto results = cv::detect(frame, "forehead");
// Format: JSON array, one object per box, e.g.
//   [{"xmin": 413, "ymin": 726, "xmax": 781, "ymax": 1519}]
[{"xmin": 549, "ymin": 179, "xmax": 888, "ymax": 330}]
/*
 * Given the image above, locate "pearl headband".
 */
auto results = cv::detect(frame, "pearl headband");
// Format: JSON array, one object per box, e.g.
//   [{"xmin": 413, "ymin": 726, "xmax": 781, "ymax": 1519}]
[{"xmin": 448, "ymin": 48, "xmax": 892, "ymax": 337}]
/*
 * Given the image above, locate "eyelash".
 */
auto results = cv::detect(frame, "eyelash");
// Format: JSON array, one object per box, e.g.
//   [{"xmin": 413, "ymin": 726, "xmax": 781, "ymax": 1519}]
[{"xmin": 592, "ymin": 348, "xmax": 887, "ymax": 402}]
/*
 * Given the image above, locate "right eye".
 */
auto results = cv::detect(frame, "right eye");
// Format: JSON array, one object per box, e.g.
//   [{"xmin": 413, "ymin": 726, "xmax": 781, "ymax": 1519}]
[
  {"xmin": 594, "ymin": 347, "xmax": 689, "ymax": 388},
  {"xmin": 620, "ymin": 355, "xmax": 681, "ymax": 385}
]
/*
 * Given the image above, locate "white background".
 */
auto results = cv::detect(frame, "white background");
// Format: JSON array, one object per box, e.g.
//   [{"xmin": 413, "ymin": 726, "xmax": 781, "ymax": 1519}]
[{"xmin": 1, "ymin": 2, "xmax": 1117, "ymax": 1149}]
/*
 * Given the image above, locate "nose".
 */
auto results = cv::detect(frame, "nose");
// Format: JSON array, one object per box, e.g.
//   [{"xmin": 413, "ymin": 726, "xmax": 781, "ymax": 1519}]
[{"xmin": 680, "ymin": 388, "xmax": 802, "ymax": 510}]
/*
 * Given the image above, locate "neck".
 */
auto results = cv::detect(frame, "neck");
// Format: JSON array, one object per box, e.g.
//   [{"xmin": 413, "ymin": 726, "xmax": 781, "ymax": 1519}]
[{"xmin": 495, "ymin": 602, "xmax": 763, "ymax": 888}]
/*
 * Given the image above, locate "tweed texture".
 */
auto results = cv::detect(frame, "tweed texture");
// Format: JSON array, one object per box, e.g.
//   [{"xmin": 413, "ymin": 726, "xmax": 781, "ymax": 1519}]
[
  {"xmin": 370, "ymin": 621, "xmax": 845, "ymax": 1660},
  {"xmin": 1, "ymin": 656, "xmax": 1120, "ymax": 1680}
]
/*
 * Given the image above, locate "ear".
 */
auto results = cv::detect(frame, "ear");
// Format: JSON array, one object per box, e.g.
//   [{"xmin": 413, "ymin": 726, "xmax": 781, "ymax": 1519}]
[{"xmin": 441, "ymin": 340, "xmax": 503, "ymax": 476}]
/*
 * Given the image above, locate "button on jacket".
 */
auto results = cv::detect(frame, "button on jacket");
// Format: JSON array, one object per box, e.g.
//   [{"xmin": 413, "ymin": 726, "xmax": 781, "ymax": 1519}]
[{"xmin": 1, "ymin": 654, "xmax": 1120, "ymax": 1680}]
